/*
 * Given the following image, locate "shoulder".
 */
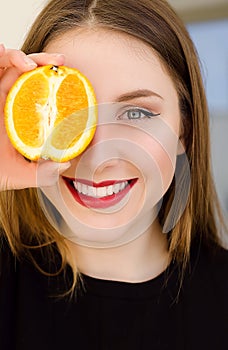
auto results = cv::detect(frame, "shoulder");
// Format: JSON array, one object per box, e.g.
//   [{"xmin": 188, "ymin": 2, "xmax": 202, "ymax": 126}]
[
  {"xmin": 174, "ymin": 241, "xmax": 228, "ymax": 349},
  {"xmin": 0, "ymin": 237, "xmax": 19, "ymax": 300},
  {"xmin": 195, "ymin": 241, "xmax": 228, "ymax": 276},
  {"xmin": 206, "ymin": 243, "xmax": 228, "ymax": 288},
  {"xmin": 185, "ymin": 240, "xmax": 228, "ymax": 301},
  {"xmin": 0, "ymin": 237, "xmax": 15, "ymax": 275},
  {"xmin": 189, "ymin": 239, "xmax": 228, "ymax": 278}
]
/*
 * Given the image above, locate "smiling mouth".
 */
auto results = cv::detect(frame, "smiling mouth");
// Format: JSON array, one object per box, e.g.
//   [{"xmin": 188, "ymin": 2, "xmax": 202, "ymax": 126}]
[{"xmin": 62, "ymin": 177, "xmax": 138, "ymax": 209}]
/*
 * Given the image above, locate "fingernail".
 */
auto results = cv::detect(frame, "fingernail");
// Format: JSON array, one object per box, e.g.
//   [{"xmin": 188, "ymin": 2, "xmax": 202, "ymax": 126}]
[
  {"xmin": 24, "ymin": 56, "xmax": 37, "ymax": 67},
  {"xmin": 53, "ymin": 53, "xmax": 65, "ymax": 58},
  {"xmin": 57, "ymin": 162, "xmax": 71, "ymax": 172}
]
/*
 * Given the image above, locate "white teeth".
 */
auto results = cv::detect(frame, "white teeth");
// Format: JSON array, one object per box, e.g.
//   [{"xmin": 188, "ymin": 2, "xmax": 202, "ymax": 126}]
[
  {"xmin": 113, "ymin": 183, "xmax": 121, "ymax": 194},
  {"xmin": 77, "ymin": 182, "xmax": 82, "ymax": 192},
  {"xmin": 73, "ymin": 181, "xmax": 129, "ymax": 198},
  {"xmin": 107, "ymin": 185, "xmax": 113, "ymax": 195},
  {"xmin": 120, "ymin": 182, "xmax": 126, "ymax": 190},
  {"xmin": 81, "ymin": 184, "xmax": 87, "ymax": 195},
  {"xmin": 88, "ymin": 186, "xmax": 96, "ymax": 197},
  {"xmin": 97, "ymin": 187, "xmax": 107, "ymax": 198}
]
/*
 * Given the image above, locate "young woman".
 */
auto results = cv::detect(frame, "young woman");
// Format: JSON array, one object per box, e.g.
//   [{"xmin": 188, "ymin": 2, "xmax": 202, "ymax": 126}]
[{"xmin": 0, "ymin": 0, "xmax": 227, "ymax": 349}]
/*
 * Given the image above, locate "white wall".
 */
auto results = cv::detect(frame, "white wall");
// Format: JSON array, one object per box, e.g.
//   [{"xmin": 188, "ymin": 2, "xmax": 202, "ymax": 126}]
[{"xmin": 0, "ymin": 0, "xmax": 46, "ymax": 48}]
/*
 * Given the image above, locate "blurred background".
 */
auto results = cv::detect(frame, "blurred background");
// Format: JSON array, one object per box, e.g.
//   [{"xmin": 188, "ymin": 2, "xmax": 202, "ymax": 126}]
[
  {"xmin": 0, "ymin": 0, "xmax": 227, "ymax": 224},
  {"xmin": 170, "ymin": 0, "xmax": 228, "ymax": 228}
]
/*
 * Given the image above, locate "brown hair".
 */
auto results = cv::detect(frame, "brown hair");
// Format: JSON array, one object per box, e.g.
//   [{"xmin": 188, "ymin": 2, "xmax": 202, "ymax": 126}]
[{"xmin": 0, "ymin": 0, "xmax": 226, "ymax": 293}]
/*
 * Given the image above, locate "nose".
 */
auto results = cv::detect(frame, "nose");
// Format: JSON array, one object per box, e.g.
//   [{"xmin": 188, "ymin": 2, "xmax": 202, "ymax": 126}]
[{"xmin": 75, "ymin": 122, "xmax": 122, "ymax": 180}]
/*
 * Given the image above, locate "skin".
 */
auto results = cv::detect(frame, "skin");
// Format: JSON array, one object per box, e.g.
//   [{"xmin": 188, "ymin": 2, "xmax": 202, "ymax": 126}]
[
  {"xmin": 0, "ymin": 27, "xmax": 183, "ymax": 282},
  {"xmin": 40, "ymin": 28, "xmax": 182, "ymax": 282},
  {"xmin": 0, "ymin": 44, "xmax": 71, "ymax": 190}
]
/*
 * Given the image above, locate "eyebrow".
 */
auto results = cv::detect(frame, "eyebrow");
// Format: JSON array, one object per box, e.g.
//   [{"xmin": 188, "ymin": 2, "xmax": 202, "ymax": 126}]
[{"xmin": 115, "ymin": 89, "xmax": 163, "ymax": 102}]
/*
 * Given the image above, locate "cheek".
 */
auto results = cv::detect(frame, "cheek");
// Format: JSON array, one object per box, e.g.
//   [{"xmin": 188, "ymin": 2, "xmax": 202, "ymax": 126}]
[
  {"xmin": 63, "ymin": 119, "xmax": 179, "ymax": 193},
  {"xmin": 140, "ymin": 132, "xmax": 178, "ymax": 191},
  {"xmin": 154, "ymin": 147, "xmax": 175, "ymax": 189}
]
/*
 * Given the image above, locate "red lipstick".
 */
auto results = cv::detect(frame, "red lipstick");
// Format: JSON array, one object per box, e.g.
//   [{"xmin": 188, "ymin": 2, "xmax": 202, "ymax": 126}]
[{"xmin": 62, "ymin": 177, "xmax": 138, "ymax": 209}]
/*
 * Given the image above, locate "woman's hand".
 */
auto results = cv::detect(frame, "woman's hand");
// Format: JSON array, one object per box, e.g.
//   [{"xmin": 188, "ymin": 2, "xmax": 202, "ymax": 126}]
[{"xmin": 0, "ymin": 44, "xmax": 71, "ymax": 191}]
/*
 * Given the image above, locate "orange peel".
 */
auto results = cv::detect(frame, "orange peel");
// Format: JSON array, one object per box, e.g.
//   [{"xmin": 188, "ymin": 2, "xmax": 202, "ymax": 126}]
[{"xmin": 4, "ymin": 65, "xmax": 97, "ymax": 162}]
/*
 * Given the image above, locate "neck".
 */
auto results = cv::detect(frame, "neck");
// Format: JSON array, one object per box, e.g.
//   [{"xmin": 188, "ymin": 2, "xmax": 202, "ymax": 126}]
[{"xmin": 65, "ymin": 219, "xmax": 170, "ymax": 282}]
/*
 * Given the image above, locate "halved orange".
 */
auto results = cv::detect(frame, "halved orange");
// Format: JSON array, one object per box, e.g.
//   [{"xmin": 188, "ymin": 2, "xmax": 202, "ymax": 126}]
[{"xmin": 4, "ymin": 65, "xmax": 97, "ymax": 162}]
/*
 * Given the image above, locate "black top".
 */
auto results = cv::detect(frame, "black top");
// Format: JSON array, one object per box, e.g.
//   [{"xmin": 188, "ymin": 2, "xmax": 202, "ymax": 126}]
[{"xmin": 0, "ymin": 239, "xmax": 228, "ymax": 350}]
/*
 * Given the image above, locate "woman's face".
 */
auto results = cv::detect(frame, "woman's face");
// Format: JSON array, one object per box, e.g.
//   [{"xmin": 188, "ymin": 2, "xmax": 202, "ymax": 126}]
[{"xmin": 41, "ymin": 28, "xmax": 183, "ymax": 248}]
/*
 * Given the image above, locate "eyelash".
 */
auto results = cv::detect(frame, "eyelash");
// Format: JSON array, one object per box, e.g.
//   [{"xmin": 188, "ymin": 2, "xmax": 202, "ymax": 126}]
[{"xmin": 117, "ymin": 107, "xmax": 160, "ymax": 120}]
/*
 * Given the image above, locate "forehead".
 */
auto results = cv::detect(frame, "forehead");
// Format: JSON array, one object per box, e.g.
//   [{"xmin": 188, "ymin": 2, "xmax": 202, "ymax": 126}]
[{"xmin": 45, "ymin": 28, "xmax": 178, "ymax": 104}]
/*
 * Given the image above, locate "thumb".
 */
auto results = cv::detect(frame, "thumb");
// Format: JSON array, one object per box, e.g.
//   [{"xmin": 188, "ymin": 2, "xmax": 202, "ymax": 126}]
[{"xmin": 36, "ymin": 160, "xmax": 71, "ymax": 187}]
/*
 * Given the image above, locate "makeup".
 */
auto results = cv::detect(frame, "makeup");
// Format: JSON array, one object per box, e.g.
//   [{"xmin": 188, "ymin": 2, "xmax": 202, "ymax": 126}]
[{"xmin": 62, "ymin": 177, "xmax": 138, "ymax": 209}]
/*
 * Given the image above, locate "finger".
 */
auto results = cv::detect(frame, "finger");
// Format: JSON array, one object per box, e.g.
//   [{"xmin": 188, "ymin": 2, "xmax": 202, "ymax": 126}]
[
  {"xmin": 0, "ymin": 43, "xmax": 5, "ymax": 55},
  {"xmin": 0, "ymin": 51, "xmax": 66, "ymax": 96},
  {"xmin": 0, "ymin": 44, "xmax": 6, "ymax": 78},
  {"xmin": 31, "ymin": 160, "xmax": 71, "ymax": 188},
  {"xmin": 28, "ymin": 52, "xmax": 65, "ymax": 67},
  {"xmin": 0, "ymin": 50, "xmax": 38, "ymax": 95},
  {"xmin": 3, "ymin": 160, "xmax": 71, "ymax": 190},
  {"xmin": 0, "ymin": 47, "xmax": 65, "ymax": 70},
  {"xmin": 0, "ymin": 66, "xmax": 24, "ymax": 98},
  {"xmin": 0, "ymin": 49, "xmax": 65, "ymax": 83},
  {"xmin": 0, "ymin": 47, "xmax": 37, "ymax": 70}
]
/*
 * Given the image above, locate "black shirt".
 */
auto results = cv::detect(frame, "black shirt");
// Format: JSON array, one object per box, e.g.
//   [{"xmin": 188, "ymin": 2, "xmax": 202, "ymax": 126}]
[{"xmin": 0, "ymin": 239, "xmax": 228, "ymax": 350}]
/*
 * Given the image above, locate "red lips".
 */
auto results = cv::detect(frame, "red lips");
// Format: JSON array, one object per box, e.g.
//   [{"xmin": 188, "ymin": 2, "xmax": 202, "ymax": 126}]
[{"xmin": 62, "ymin": 177, "xmax": 138, "ymax": 209}]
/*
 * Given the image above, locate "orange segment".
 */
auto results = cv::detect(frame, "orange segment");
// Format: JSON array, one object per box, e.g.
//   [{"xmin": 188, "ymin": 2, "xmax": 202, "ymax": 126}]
[
  {"xmin": 56, "ymin": 73, "xmax": 88, "ymax": 124},
  {"xmin": 51, "ymin": 109, "xmax": 89, "ymax": 149},
  {"xmin": 4, "ymin": 65, "xmax": 97, "ymax": 162},
  {"xmin": 13, "ymin": 72, "xmax": 49, "ymax": 148}
]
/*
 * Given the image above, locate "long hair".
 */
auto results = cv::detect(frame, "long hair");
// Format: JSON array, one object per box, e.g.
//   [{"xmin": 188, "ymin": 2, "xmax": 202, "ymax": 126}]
[{"xmin": 0, "ymin": 0, "xmax": 226, "ymax": 292}]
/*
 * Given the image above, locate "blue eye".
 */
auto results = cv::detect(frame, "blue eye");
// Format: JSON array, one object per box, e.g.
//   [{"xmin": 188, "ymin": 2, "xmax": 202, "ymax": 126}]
[{"xmin": 118, "ymin": 108, "xmax": 160, "ymax": 120}]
